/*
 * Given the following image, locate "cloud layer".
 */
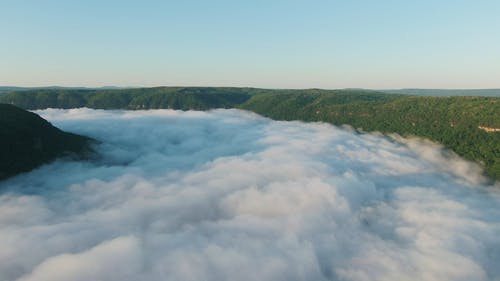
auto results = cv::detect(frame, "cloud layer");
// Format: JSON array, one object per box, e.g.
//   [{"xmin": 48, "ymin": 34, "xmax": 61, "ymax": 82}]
[{"xmin": 1, "ymin": 108, "xmax": 499, "ymax": 281}]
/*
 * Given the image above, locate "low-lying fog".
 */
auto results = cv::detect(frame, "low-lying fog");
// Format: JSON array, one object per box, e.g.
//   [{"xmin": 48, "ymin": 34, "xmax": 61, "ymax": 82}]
[{"xmin": 1, "ymin": 108, "xmax": 499, "ymax": 281}]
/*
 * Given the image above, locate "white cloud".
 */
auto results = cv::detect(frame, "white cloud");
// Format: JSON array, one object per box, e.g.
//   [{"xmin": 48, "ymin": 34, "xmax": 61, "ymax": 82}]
[
  {"xmin": 18, "ymin": 236, "xmax": 142, "ymax": 281},
  {"xmin": 0, "ymin": 108, "xmax": 499, "ymax": 281}
]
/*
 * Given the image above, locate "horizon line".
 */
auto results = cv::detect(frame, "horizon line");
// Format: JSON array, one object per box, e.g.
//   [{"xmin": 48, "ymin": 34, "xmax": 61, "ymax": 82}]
[{"xmin": 1, "ymin": 85, "xmax": 500, "ymax": 91}]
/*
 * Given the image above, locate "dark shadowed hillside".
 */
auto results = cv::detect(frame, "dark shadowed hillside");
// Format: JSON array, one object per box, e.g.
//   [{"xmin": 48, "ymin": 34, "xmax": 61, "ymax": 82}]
[{"xmin": 0, "ymin": 104, "xmax": 93, "ymax": 180}]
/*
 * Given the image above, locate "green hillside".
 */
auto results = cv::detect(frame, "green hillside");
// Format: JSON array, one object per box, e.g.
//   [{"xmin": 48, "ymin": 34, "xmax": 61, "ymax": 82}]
[
  {"xmin": 0, "ymin": 104, "xmax": 93, "ymax": 180},
  {"xmin": 1, "ymin": 87, "xmax": 498, "ymax": 180},
  {"xmin": 239, "ymin": 91, "xmax": 499, "ymax": 180},
  {"xmin": 0, "ymin": 87, "xmax": 254, "ymax": 110}
]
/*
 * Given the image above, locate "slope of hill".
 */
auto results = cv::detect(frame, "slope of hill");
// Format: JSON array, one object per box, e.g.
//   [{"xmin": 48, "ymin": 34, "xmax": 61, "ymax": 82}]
[
  {"xmin": 239, "ymin": 92, "xmax": 500, "ymax": 180},
  {"xmin": 1, "ymin": 87, "xmax": 498, "ymax": 180},
  {"xmin": 0, "ymin": 104, "xmax": 93, "ymax": 180}
]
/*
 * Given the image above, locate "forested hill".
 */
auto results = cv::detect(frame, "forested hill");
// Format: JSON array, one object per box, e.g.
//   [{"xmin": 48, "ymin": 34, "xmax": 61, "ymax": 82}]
[
  {"xmin": 240, "ymin": 92, "xmax": 499, "ymax": 180},
  {"xmin": 0, "ymin": 104, "xmax": 93, "ymax": 180},
  {"xmin": 0, "ymin": 87, "xmax": 254, "ymax": 110},
  {"xmin": 1, "ymin": 87, "xmax": 498, "ymax": 180}
]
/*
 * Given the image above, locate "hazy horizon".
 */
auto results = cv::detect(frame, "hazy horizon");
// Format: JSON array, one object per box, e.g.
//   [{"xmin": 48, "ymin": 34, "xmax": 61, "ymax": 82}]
[{"xmin": 2, "ymin": 85, "xmax": 500, "ymax": 91}]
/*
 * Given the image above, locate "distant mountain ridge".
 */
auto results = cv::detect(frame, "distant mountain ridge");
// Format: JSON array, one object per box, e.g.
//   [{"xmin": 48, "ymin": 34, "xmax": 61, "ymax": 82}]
[
  {"xmin": 0, "ymin": 86, "xmax": 128, "ymax": 95},
  {"xmin": 2, "ymin": 86, "xmax": 499, "ymax": 97},
  {"xmin": 383, "ymin": 89, "xmax": 500, "ymax": 97}
]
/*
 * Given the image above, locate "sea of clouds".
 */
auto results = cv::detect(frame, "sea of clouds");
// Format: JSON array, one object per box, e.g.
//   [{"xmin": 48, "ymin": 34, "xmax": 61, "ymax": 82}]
[{"xmin": 1, "ymin": 108, "xmax": 499, "ymax": 281}]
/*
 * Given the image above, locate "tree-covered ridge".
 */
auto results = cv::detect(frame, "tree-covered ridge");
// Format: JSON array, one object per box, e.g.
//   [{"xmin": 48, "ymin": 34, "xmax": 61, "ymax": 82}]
[
  {"xmin": 1, "ymin": 87, "xmax": 498, "ymax": 180},
  {"xmin": 0, "ymin": 104, "xmax": 93, "ymax": 180},
  {"xmin": 240, "ymin": 92, "xmax": 500, "ymax": 180},
  {"xmin": 0, "ymin": 87, "xmax": 254, "ymax": 110}
]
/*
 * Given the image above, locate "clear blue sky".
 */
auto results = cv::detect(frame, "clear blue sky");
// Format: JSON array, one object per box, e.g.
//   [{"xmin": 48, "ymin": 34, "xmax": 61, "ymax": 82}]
[{"xmin": 1, "ymin": 0, "xmax": 499, "ymax": 89}]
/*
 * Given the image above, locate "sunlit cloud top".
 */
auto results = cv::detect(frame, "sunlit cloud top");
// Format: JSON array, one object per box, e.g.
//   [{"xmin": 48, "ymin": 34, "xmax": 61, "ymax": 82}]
[{"xmin": 1, "ymin": 108, "xmax": 499, "ymax": 281}]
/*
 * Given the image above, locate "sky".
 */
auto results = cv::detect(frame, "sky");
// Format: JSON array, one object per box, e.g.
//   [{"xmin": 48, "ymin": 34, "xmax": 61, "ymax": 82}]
[{"xmin": 1, "ymin": 0, "xmax": 499, "ymax": 89}]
